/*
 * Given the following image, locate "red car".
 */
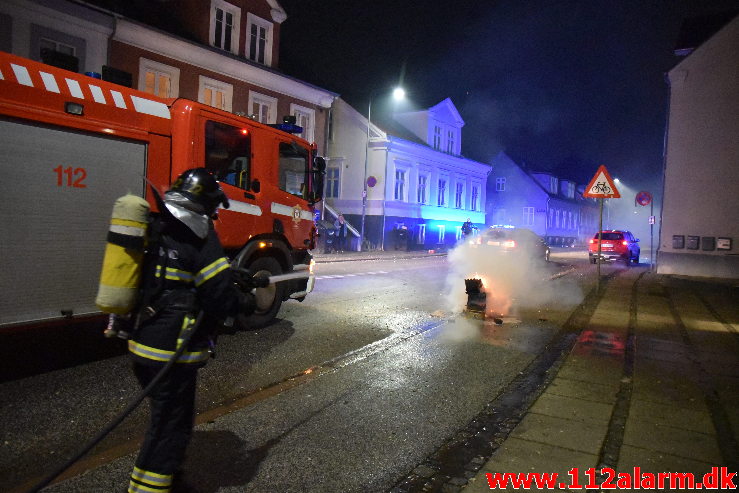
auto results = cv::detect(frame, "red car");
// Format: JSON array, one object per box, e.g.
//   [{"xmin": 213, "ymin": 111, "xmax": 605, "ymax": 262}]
[{"xmin": 589, "ymin": 230, "xmax": 640, "ymax": 264}]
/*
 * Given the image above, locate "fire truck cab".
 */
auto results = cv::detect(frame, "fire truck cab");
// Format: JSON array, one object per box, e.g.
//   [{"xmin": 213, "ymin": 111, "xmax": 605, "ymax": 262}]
[{"xmin": 0, "ymin": 51, "xmax": 324, "ymax": 329}]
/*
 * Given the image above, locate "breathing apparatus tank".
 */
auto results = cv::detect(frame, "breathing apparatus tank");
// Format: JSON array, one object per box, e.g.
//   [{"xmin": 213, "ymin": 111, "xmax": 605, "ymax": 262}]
[{"xmin": 95, "ymin": 194, "xmax": 151, "ymax": 336}]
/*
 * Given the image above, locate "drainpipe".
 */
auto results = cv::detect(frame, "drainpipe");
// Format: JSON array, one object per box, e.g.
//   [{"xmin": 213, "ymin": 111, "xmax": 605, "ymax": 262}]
[{"xmin": 656, "ymin": 72, "xmax": 672, "ymax": 272}]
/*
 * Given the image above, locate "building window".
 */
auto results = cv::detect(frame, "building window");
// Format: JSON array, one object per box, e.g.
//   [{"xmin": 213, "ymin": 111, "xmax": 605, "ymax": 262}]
[
  {"xmin": 417, "ymin": 224, "xmax": 426, "ymax": 244},
  {"xmin": 471, "ymin": 185, "xmax": 480, "ymax": 211},
  {"xmin": 246, "ymin": 13, "xmax": 273, "ymax": 66},
  {"xmin": 138, "ymin": 58, "xmax": 179, "ymax": 98},
  {"xmin": 437, "ymin": 178, "xmax": 447, "ymax": 206},
  {"xmin": 496, "ymin": 177, "xmax": 506, "ymax": 192},
  {"xmin": 40, "ymin": 37, "xmax": 75, "ymax": 57},
  {"xmin": 210, "ymin": 0, "xmax": 240, "ymax": 55},
  {"xmin": 550, "ymin": 176, "xmax": 558, "ymax": 194},
  {"xmin": 556, "ymin": 209, "xmax": 561, "ymax": 228},
  {"xmin": 325, "ymin": 167, "xmax": 340, "ymax": 198},
  {"xmin": 493, "ymin": 208, "xmax": 506, "ymax": 226},
  {"xmin": 248, "ymin": 91, "xmax": 277, "ymax": 124},
  {"xmin": 433, "ymin": 126, "xmax": 441, "ymax": 150},
  {"xmin": 290, "ymin": 104, "xmax": 315, "ymax": 143},
  {"xmin": 548, "ymin": 209, "xmax": 554, "ymax": 227},
  {"xmin": 455, "ymin": 226, "xmax": 463, "ymax": 241},
  {"xmin": 447, "ymin": 130, "xmax": 455, "ymax": 154},
  {"xmin": 394, "ymin": 169, "xmax": 406, "ymax": 201},
  {"xmin": 198, "ymin": 76, "xmax": 232, "ymax": 111},
  {"xmin": 523, "ymin": 207, "xmax": 534, "ymax": 226},
  {"xmin": 437, "ymin": 225, "xmax": 445, "ymax": 244},
  {"xmin": 417, "ymin": 175, "xmax": 428, "ymax": 204},
  {"xmin": 455, "ymin": 182, "xmax": 464, "ymax": 209}
]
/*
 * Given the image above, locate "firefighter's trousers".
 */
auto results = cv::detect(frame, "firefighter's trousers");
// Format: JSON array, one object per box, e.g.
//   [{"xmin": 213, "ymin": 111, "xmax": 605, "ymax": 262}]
[{"xmin": 128, "ymin": 363, "xmax": 198, "ymax": 493}]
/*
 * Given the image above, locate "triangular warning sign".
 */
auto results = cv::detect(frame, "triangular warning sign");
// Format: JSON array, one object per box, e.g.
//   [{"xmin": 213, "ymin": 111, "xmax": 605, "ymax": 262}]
[{"xmin": 583, "ymin": 165, "xmax": 621, "ymax": 198}]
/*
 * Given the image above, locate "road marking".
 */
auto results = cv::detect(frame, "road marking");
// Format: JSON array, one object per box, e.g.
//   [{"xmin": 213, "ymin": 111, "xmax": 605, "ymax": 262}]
[{"xmin": 316, "ymin": 270, "xmax": 389, "ymax": 280}]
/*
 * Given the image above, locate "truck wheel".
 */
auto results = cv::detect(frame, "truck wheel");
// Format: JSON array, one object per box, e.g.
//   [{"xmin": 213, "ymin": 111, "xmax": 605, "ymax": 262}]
[
  {"xmin": 238, "ymin": 257, "xmax": 284, "ymax": 329},
  {"xmin": 632, "ymin": 254, "xmax": 639, "ymax": 265}
]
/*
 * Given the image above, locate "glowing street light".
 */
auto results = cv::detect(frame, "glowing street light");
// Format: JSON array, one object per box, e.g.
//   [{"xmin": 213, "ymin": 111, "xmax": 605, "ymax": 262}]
[{"xmin": 360, "ymin": 87, "xmax": 405, "ymax": 251}]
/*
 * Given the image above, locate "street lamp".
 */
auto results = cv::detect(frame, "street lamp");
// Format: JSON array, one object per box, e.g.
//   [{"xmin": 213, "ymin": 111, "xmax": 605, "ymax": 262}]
[{"xmin": 359, "ymin": 87, "xmax": 405, "ymax": 251}]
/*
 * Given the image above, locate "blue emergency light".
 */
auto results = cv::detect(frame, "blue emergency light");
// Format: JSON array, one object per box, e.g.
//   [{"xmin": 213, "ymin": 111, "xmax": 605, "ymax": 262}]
[{"xmin": 269, "ymin": 115, "xmax": 303, "ymax": 134}]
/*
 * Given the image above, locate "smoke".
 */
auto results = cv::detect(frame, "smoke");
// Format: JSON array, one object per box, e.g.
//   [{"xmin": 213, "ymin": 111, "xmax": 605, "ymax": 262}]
[{"xmin": 444, "ymin": 232, "xmax": 584, "ymax": 320}]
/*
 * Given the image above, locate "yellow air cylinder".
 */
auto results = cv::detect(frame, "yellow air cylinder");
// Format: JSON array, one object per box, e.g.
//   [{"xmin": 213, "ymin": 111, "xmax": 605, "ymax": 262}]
[{"xmin": 95, "ymin": 194, "xmax": 150, "ymax": 314}]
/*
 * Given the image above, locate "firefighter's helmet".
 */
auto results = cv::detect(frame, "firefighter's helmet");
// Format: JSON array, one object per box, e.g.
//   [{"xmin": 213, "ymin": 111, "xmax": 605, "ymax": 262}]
[{"xmin": 168, "ymin": 168, "xmax": 229, "ymax": 216}]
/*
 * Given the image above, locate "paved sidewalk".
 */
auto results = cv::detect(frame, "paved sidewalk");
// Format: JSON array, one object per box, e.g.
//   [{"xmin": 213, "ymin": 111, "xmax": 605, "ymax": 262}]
[
  {"xmin": 464, "ymin": 269, "xmax": 739, "ymax": 491},
  {"xmin": 312, "ymin": 248, "xmax": 447, "ymax": 263}
]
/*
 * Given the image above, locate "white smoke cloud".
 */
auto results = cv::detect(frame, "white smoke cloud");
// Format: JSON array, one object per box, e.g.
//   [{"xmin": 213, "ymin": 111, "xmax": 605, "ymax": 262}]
[{"xmin": 444, "ymin": 232, "xmax": 584, "ymax": 320}]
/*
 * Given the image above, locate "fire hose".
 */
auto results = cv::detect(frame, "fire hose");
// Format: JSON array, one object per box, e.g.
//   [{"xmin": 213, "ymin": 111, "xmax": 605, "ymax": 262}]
[
  {"xmin": 27, "ymin": 310, "xmax": 205, "ymax": 493},
  {"xmin": 27, "ymin": 267, "xmax": 311, "ymax": 491}
]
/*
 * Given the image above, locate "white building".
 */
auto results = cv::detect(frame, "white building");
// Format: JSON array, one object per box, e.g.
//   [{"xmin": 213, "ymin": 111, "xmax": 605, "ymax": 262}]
[
  {"xmin": 658, "ymin": 15, "xmax": 739, "ymax": 278},
  {"xmin": 325, "ymin": 98, "xmax": 490, "ymax": 250}
]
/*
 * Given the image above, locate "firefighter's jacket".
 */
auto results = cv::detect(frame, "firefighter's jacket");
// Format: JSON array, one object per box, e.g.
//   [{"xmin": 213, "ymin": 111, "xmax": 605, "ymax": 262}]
[{"xmin": 128, "ymin": 217, "xmax": 238, "ymax": 367}]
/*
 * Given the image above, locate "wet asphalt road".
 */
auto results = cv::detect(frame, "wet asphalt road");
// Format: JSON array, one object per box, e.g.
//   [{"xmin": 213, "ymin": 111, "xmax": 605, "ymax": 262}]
[{"xmin": 1, "ymin": 251, "xmax": 593, "ymax": 492}]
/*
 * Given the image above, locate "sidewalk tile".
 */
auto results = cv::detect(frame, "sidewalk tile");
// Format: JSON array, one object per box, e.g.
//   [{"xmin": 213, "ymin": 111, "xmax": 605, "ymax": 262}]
[
  {"xmin": 545, "ymin": 377, "xmax": 619, "ymax": 405},
  {"xmin": 623, "ymin": 420, "xmax": 723, "ymax": 464},
  {"xmin": 466, "ymin": 437, "xmax": 596, "ymax": 493},
  {"xmin": 628, "ymin": 397, "xmax": 714, "ymax": 434},
  {"xmin": 510, "ymin": 413, "xmax": 607, "ymax": 456},
  {"xmin": 529, "ymin": 391, "xmax": 614, "ymax": 425},
  {"xmin": 618, "ymin": 444, "xmax": 719, "ymax": 480}
]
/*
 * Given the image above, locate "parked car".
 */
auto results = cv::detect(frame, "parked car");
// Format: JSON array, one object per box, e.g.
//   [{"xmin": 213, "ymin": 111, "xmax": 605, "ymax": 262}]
[
  {"xmin": 589, "ymin": 230, "xmax": 640, "ymax": 264},
  {"xmin": 471, "ymin": 227, "xmax": 550, "ymax": 261}
]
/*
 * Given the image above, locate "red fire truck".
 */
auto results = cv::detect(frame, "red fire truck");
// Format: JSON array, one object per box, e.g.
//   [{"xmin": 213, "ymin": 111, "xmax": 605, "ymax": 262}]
[{"xmin": 0, "ymin": 51, "xmax": 324, "ymax": 329}]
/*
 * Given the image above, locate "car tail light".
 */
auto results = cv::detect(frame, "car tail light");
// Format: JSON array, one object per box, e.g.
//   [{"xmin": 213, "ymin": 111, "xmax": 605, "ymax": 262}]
[
  {"xmin": 622, "ymin": 241, "xmax": 628, "ymax": 246},
  {"xmin": 503, "ymin": 240, "xmax": 516, "ymax": 249}
]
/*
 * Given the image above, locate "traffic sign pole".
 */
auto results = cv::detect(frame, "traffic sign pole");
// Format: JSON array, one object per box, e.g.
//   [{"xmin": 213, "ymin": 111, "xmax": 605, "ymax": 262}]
[{"xmin": 597, "ymin": 198, "xmax": 604, "ymax": 291}]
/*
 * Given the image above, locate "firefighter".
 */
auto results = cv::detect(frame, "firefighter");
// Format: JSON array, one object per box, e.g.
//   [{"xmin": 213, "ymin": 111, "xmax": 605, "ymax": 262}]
[{"xmin": 127, "ymin": 168, "xmax": 255, "ymax": 493}]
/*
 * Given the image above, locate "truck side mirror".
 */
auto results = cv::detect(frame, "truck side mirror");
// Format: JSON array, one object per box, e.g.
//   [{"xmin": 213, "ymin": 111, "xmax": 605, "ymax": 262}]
[
  {"xmin": 309, "ymin": 156, "xmax": 326, "ymax": 205},
  {"xmin": 251, "ymin": 178, "xmax": 261, "ymax": 193}
]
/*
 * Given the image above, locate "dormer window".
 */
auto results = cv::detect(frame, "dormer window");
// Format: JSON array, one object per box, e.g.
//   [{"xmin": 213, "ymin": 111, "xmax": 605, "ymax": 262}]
[
  {"xmin": 210, "ymin": 0, "xmax": 240, "ymax": 55},
  {"xmin": 433, "ymin": 126, "xmax": 441, "ymax": 150},
  {"xmin": 447, "ymin": 129, "xmax": 455, "ymax": 154}
]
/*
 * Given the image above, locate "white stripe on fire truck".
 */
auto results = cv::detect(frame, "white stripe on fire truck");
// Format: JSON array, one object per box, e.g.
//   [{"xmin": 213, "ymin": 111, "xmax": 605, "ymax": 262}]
[
  {"xmin": 89, "ymin": 84, "xmax": 107, "ymax": 104},
  {"xmin": 40, "ymin": 72, "xmax": 60, "ymax": 93},
  {"xmin": 11, "ymin": 64, "xmax": 33, "ymax": 87},
  {"xmin": 110, "ymin": 90, "xmax": 127, "ymax": 109},
  {"xmin": 131, "ymin": 95, "xmax": 170, "ymax": 119},
  {"xmin": 221, "ymin": 200, "xmax": 262, "ymax": 216},
  {"xmin": 270, "ymin": 203, "xmax": 313, "ymax": 221},
  {"xmin": 65, "ymin": 78, "xmax": 84, "ymax": 99}
]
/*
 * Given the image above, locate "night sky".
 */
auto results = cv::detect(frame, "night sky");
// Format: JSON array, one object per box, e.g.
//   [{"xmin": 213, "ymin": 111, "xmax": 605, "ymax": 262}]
[{"xmin": 278, "ymin": 0, "xmax": 738, "ymax": 199}]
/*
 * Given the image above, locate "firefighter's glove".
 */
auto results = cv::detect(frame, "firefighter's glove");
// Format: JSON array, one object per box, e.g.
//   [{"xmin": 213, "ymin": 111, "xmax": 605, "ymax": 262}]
[{"xmin": 252, "ymin": 272, "xmax": 270, "ymax": 289}]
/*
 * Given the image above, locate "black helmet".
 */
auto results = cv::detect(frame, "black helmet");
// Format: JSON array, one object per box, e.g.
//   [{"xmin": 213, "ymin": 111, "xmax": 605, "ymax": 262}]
[{"xmin": 168, "ymin": 168, "xmax": 229, "ymax": 216}]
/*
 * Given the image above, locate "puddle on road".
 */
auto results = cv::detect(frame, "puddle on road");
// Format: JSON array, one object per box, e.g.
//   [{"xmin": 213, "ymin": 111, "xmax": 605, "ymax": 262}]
[{"xmin": 439, "ymin": 316, "xmax": 555, "ymax": 355}]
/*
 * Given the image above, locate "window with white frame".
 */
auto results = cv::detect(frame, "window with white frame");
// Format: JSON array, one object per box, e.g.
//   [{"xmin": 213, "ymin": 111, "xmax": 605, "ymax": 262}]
[
  {"xmin": 455, "ymin": 182, "xmax": 464, "ymax": 209},
  {"xmin": 210, "ymin": 0, "xmax": 240, "ymax": 55},
  {"xmin": 496, "ymin": 177, "xmax": 506, "ymax": 192},
  {"xmin": 325, "ymin": 166, "xmax": 340, "ymax": 198},
  {"xmin": 556, "ymin": 209, "xmax": 561, "ymax": 228},
  {"xmin": 471, "ymin": 185, "xmax": 480, "ymax": 211},
  {"xmin": 523, "ymin": 207, "xmax": 534, "ymax": 226},
  {"xmin": 550, "ymin": 176, "xmax": 558, "ymax": 194},
  {"xmin": 437, "ymin": 225, "xmax": 445, "ymax": 244},
  {"xmin": 40, "ymin": 37, "xmax": 75, "ymax": 57},
  {"xmin": 433, "ymin": 126, "xmax": 441, "ymax": 150},
  {"xmin": 455, "ymin": 226, "xmax": 463, "ymax": 241},
  {"xmin": 394, "ymin": 169, "xmax": 406, "ymax": 201},
  {"xmin": 246, "ymin": 13, "xmax": 273, "ymax": 66},
  {"xmin": 248, "ymin": 91, "xmax": 277, "ymax": 124},
  {"xmin": 549, "ymin": 208, "xmax": 554, "ymax": 227},
  {"xmin": 568, "ymin": 211, "xmax": 573, "ymax": 230},
  {"xmin": 139, "ymin": 58, "xmax": 179, "ymax": 99},
  {"xmin": 290, "ymin": 104, "xmax": 315, "ymax": 143},
  {"xmin": 493, "ymin": 208, "xmax": 506, "ymax": 226},
  {"xmin": 417, "ymin": 174, "xmax": 428, "ymax": 204},
  {"xmin": 447, "ymin": 130, "xmax": 455, "ymax": 154},
  {"xmin": 417, "ymin": 224, "xmax": 426, "ymax": 244},
  {"xmin": 437, "ymin": 178, "xmax": 447, "ymax": 206},
  {"xmin": 198, "ymin": 76, "xmax": 232, "ymax": 112}
]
